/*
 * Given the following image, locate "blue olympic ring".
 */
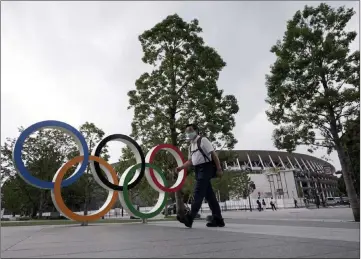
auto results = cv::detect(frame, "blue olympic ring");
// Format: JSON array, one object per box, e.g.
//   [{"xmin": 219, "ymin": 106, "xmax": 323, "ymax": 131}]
[{"xmin": 12, "ymin": 120, "xmax": 89, "ymax": 189}]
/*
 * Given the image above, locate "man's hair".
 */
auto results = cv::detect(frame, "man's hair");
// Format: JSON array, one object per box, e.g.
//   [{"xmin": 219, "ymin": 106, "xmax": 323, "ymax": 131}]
[{"xmin": 185, "ymin": 123, "xmax": 199, "ymax": 133}]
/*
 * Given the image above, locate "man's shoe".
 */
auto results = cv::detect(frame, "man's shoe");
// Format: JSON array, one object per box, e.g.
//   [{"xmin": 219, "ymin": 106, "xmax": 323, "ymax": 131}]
[
  {"xmin": 183, "ymin": 213, "xmax": 193, "ymax": 228},
  {"xmin": 206, "ymin": 216, "xmax": 225, "ymax": 227},
  {"xmin": 176, "ymin": 214, "xmax": 185, "ymax": 224},
  {"xmin": 216, "ymin": 218, "xmax": 225, "ymax": 227}
]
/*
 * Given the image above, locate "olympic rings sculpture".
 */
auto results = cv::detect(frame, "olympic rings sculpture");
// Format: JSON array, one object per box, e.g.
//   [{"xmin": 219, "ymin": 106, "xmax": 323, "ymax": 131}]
[{"xmin": 12, "ymin": 120, "xmax": 187, "ymax": 222}]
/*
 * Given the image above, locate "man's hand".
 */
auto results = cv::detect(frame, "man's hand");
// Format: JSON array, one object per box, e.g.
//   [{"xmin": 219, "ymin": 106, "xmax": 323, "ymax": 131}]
[
  {"xmin": 216, "ymin": 168, "xmax": 223, "ymax": 178},
  {"xmin": 174, "ymin": 160, "xmax": 191, "ymax": 174},
  {"xmin": 211, "ymin": 151, "xmax": 223, "ymax": 178},
  {"xmin": 175, "ymin": 166, "xmax": 183, "ymax": 174}
]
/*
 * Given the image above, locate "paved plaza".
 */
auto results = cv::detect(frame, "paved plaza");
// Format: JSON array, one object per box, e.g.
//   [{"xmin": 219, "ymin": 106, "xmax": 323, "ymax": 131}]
[{"xmin": 1, "ymin": 208, "xmax": 359, "ymax": 258}]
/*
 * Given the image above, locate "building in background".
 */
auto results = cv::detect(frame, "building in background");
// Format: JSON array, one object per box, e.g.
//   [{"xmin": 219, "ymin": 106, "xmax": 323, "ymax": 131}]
[{"xmin": 222, "ymin": 150, "xmax": 338, "ymax": 202}]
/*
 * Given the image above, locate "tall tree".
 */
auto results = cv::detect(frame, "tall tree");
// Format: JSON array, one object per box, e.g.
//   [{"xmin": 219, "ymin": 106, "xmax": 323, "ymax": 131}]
[
  {"xmin": 127, "ymin": 14, "xmax": 239, "ymax": 216},
  {"xmin": 265, "ymin": 4, "xmax": 360, "ymax": 221}
]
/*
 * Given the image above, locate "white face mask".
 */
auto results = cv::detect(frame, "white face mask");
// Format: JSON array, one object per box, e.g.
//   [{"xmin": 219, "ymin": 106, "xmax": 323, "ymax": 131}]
[{"xmin": 186, "ymin": 131, "xmax": 197, "ymax": 140}]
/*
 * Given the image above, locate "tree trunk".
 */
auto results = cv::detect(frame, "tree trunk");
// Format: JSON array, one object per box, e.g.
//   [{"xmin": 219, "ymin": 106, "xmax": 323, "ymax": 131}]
[
  {"xmin": 173, "ymin": 164, "xmax": 186, "ymax": 216},
  {"xmin": 335, "ymin": 143, "xmax": 360, "ymax": 222},
  {"xmin": 175, "ymin": 191, "xmax": 185, "ymax": 216},
  {"xmin": 31, "ymin": 207, "xmax": 38, "ymax": 218},
  {"xmin": 328, "ymin": 109, "xmax": 360, "ymax": 222},
  {"xmin": 38, "ymin": 191, "xmax": 44, "ymax": 219},
  {"xmin": 81, "ymin": 200, "xmax": 89, "ymax": 226},
  {"xmin": 172, "ymin": 151, "xmax": 185, "ymax": 216},
  {"xmin": 169, "ymin": 103, "xmax": 186, "ymax": 217},
  {"xmin": 164, "ymin": 199, "xmax": 169, "ymax": 217}
]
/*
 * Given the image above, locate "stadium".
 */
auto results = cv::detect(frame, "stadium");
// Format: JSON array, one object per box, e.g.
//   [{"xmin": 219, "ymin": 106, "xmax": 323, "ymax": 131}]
[{"xmin": 221, "ymin": 150, "xmax": 338, "ymax": 202}]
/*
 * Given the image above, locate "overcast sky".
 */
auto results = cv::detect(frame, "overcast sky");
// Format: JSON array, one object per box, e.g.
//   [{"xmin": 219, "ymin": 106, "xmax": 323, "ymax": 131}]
[{"xmin": 1, "ymin": 1, "xmax": 359, "ymax": 170}]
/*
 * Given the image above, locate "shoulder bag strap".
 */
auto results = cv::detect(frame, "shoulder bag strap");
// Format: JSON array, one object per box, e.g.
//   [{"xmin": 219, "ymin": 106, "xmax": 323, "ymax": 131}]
[{"xmin": 197, "ymin": 136, "xmax": 211, "ymax": 162}]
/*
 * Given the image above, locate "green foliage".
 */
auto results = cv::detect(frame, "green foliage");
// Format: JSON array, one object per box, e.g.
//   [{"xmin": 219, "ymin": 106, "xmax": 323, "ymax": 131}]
[
  {"xmin": 211, "ymin": 170, "xmax": 233, "ymax": 201},
  {"xmin": 266, "ymin": 3, "xmax": 359, "ymax": 153},
  {"xmin": 217, "ymin": 150, "xmax": 240, "ymax": 165},
  {"xmin": 1, "ymin": 177, "xmax": 26, "ymax": 215},
  {"xmin": 227, "ymin": 172, "xmax": 254, "ymax": 199},
  {"xmin": 211, "ymin": 152, "xmax": 255, "ymax": 201}
]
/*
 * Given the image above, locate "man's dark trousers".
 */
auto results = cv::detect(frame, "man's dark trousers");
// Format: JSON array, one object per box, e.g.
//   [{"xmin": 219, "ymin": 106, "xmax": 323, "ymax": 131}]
[{"xmin": 190, "ymin": 162, "xmax": 222, "ymax": 219}]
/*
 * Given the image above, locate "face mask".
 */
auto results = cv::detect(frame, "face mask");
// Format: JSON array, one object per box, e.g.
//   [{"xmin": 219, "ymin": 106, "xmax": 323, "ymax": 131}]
[{"xmin": 186, "ymin": 132, "xmax": 197, "ymax": 140}]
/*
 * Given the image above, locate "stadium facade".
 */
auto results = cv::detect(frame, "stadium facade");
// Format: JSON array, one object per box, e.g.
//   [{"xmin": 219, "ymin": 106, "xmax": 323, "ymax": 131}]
[{"xmin": 221, "ymin": 150, "xmax": 338, "ymax": 201}]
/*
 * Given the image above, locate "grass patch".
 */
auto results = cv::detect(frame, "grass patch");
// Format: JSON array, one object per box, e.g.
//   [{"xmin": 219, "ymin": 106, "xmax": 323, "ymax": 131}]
[
  {"xmin": 164, "ymin": 215, "xmax": 176, "ymax": 219},
  {"xmin": 1, "ymin": 217, "xmax": 176, "ymax": 227}
]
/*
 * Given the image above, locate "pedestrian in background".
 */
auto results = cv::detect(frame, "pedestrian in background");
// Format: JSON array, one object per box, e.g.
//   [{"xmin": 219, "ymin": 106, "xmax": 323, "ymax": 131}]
[
  {"xmin": 257, "ymin": 199, "xmax": 262, "ymax": 211},
  {"xmin": 315, "ymin": 196, "xmax": 320, "ymax": 209},
  {"xmin": 262, "ymin": 199, "xmax": 266, "ymax": 210},
  {"xmin": 294, "ymin": 198, "xmax": 299, "ymax": 208},
  {"xmin": 270, "ymin": 197, "xmax": 277, "ymax": 211}
]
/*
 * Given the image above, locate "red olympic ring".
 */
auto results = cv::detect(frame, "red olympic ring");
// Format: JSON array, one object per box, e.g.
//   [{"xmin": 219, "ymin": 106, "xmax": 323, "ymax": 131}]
[{"xmin": 145, "ymin": 144, "xmax": 187, "ymax": 193}]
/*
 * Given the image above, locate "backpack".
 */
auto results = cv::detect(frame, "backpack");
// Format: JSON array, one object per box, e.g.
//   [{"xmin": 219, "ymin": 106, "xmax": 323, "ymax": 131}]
[{"xmin": 189, "ymin": 136, "xmax": 223, "ymax": 178}]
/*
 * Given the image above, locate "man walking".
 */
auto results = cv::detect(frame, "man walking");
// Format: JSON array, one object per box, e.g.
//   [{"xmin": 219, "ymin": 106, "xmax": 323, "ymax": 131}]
[
  {"xmin": 294, "ymin": 198, "xmax": 299, "ymax": 208},
  {"xmin": 175, "ymin": 124, "xmax": 225, "ymax": 228},
  {"xmin": 270, "ymin": 197, "xmax": 277, "ymax": 211},
  {"xmin": 257, "ymin": 199, "xmax": 262, "ymax": 211},
  {"xmin": 315, "ymin": 196, "xmax": 321, "ymax": 209},
  {"xmin": 262, "ymin": 199, "xmax": 266, "ymax": 210}
]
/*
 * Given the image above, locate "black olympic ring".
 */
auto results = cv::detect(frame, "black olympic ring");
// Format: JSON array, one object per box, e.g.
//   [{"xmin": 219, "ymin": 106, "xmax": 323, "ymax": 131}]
[{"xmin": 90, "ymin": 134, "xmax": 145, "ymax": 191}]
